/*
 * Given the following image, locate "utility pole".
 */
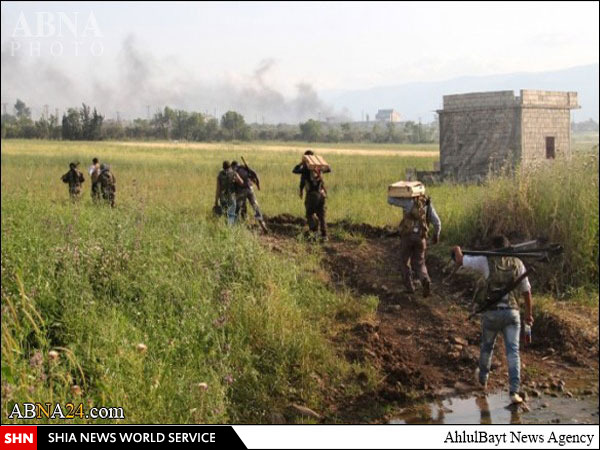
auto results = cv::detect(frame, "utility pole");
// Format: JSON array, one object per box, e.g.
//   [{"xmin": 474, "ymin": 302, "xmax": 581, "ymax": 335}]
[
  {"xmin": 2, "ymin": 103, "xmax": 8, "ymax": 115},
  {"xmin": 43, "ymin": 104, "xmax": 49, "ymax": 119}
]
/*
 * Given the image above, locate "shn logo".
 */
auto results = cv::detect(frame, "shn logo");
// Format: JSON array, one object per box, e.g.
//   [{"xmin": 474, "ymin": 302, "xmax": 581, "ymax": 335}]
[
  {"xmin": 4, "ymin": 433, "xmax": 33, "ymax": 444},
  {"xmin": 1, "ymin": 426, "xmax": 37, "ymax": 448}
]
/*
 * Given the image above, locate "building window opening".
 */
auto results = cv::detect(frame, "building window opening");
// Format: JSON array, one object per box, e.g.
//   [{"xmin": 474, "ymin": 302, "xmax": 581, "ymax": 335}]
[{"xmin": 545, "ymin": 136, "xmax": 555, "ymax": 159}]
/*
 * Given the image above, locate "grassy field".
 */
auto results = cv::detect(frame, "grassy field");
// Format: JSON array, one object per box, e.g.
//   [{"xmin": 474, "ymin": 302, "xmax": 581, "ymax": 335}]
[
  {"xmin": 0, "ymin": 140, "xmax": 439, "ymax": 226},
  {"xmin": 2, "ymin": 139, "xmax": 598, "ymax": 423}
]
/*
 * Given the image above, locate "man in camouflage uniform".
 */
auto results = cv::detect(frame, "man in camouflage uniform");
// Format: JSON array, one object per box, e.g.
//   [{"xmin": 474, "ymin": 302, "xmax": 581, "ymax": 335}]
[
  {"xmin": 215, "ymin": 161, "xmax": 243, "ymax": 225},
  {"xmin": 231, "ymin": 160, "xmax": 267, "ymax": 232},
  {"xmin": 61, "ymin": 162, "xmax": 85, "ymax": 200},
  {"xmin": 452, "ymin": 236, "xmax": 533, "ymax": 404},
  {"xmin": 98, "ymin": 163, "xmax": 116, "ymax": 208},
  {"xmin": 388, "ymin": 192, "xmax": 441, "ymax": 297},
  {"xmin": 293, "ymin": 150, "xmax": 331, "ymax": 241},
  {"xmin": 88, "ymin": 157, "xmax": 101, "ymax": 201}
]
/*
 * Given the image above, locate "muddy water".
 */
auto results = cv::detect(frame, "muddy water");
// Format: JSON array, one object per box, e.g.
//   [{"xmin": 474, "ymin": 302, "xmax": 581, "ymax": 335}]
[{"xmin": 390, "ymin": 391, "xmax": 599, "ymax": 425}]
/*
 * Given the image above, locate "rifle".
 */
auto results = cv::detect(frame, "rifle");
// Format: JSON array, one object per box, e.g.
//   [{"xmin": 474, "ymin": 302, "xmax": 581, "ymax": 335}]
[
  {"xmin": 468, "ymin": 269, "xmax": 531, "ymax": 320},
  {"xmin": 455, "ymin": 241, "xmax": 563, "ymax": 262},
  {"xmin": 241, "ymin": 156, "xmax": 260, "ymax": 190}
]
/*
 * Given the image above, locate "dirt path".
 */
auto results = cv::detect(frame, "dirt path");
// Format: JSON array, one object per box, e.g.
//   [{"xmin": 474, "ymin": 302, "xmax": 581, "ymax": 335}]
[
  {"xmin": 115, "ymin": 141, "xmax": 439, "ymax": 158},
  {"xmin": 263, "ymin": 214, "xmax": 599, "ymax": 423}
]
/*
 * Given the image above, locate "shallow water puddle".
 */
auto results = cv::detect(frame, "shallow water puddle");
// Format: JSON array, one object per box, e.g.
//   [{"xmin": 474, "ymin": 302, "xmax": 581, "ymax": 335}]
[{"xmin": 389, "ymin": 391, "xmax": 599, "ymax": 424}]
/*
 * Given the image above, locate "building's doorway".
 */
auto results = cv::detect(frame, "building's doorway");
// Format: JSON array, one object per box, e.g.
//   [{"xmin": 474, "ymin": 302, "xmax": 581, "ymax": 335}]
[{"xmin": 546, "ymin": 137, "xmax": 556, "ymax": 159}]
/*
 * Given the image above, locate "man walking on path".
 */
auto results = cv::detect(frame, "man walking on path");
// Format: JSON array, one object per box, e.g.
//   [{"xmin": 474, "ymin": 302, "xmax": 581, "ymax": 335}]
[
  {"xmin": 388, "ymin": 192, "xmax": 441, "ymax": 296},
  {"xmin": 293, "ymin": 150, "xmax": 331, "ymax": 242},
  {"xmin": 452, "ymin": 235, "xmax": 533, "ymax": 404}
]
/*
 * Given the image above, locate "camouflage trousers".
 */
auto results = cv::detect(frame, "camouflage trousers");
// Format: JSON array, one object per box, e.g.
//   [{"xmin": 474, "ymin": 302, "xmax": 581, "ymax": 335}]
[
  {"xmin": 305, "ymin": 190, "xmax": 327, "ymax": 238},
  {"xmin": 68, "ymin": 186, "xmax": 82, "ymax": 200},
  {"xmin": 235, "ymin": 188, "xmax": 263, "ymax": 221},
  {"xmin": 102, "ymin": 188, "xmax": 116, "ymax": 208},
  {"xmin": 399, "ymin": 233, "xmax": 430, "ymax": 290},
  {"xmin": 91, "ymin": 181, "xmax": 101, "ymax": 200}
]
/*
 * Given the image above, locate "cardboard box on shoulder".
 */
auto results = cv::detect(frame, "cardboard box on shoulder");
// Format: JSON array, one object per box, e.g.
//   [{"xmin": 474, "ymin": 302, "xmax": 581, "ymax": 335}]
[
  {"xmin": 388, "ymin": 180, "xmax": 425, "ymax": 198},
  {"xmin": 302, "ymin": 154, "xmax": 330, "ymax": 170}
]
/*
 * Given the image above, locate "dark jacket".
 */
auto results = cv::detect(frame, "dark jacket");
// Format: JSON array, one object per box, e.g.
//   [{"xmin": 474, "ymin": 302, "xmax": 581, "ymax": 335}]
[{"xmin": 293, "ymin": 163, "xmax": 331, "ymax": 193}]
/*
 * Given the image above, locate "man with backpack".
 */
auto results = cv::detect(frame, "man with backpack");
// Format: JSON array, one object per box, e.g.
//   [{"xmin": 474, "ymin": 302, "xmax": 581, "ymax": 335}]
[
  {"xmin": 388, "ymin": 189, "xmax": 441, "ymax": 297},
  {"xmin": 231, "ymin": 160, "xmax": 267, "ymax": 232},
  {"xmin": 98, "ymin": 163, "xmax": 117, "ymax": 208},
  {"xmin": 215, "ymin": 161, "xmax": 243, "ymax": 226},
  {"xmin": 61, "ymin": 161, "xmax": 85, "ymax": 200},
  {"xmin": 293, "ymin": 150, "xmax": 331, "ymax": 242},
  {"xmin": 451, "ymin": 235, "xmax": 533, "ymax": 405}
]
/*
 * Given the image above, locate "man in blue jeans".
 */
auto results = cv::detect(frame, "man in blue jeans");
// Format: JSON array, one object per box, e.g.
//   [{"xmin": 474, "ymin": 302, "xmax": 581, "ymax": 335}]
[{"xmin": 452, "ymin": 236, "xmax": 534, "ymax": 404}]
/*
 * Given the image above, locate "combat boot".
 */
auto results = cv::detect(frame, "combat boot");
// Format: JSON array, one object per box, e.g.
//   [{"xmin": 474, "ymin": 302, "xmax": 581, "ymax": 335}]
[{"xmin": 422, "ymin": 279, "xmax": 431, "ymax": 297}]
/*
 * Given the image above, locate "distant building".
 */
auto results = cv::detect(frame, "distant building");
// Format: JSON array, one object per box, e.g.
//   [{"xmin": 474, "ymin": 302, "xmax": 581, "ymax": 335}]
[
  {"xmin": 437, "ymin": 90, "xmax": 579, "ymax": 181},
  {"xmin": 375, "ymin": 109, "xmax": 401, "ymax": 123}
]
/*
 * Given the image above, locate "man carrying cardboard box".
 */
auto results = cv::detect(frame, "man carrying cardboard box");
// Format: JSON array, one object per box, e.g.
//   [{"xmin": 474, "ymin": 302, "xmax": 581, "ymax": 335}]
[
  {"xmin": 388, "ymin": 181, "xmax": 441, "ymax": 297},
  {"xmin": 293, "ymin": 150, "xmax": 331, "ymax": 241}
]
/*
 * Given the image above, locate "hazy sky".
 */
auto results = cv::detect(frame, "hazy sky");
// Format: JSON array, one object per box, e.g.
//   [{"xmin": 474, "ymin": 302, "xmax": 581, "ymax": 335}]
[{"xmin": 1, "ymin": 1, "xmax": 598, "ymax": 120}]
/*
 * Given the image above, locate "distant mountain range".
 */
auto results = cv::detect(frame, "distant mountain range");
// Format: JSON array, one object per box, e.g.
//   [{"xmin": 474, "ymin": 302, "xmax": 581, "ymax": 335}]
[{"xmin": 321, "ymin": 64, "xmax": 599, "ymax": 123}]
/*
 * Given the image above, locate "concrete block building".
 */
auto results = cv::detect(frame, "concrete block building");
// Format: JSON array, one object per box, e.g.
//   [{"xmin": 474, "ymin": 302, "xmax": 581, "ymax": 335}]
[
  {"xmin": 375, "ymin": 109, "xmax": 401, "ymax": 123},
  {"xmin": 437, "ymin": 90, "xmax": 579, "ymax": 181}
]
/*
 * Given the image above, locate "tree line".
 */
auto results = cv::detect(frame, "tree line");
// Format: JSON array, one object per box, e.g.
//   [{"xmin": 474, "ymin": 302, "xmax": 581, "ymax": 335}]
[{"xmin": 10, "ymin": 98, "xmax": 593, "ymax": 144}]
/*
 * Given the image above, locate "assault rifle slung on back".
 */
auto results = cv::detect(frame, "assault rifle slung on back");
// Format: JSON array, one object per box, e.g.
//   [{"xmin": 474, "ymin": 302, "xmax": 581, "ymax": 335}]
[{"xmin": 467, "ymin": 269, "xmax": 531, "ymax": 320}]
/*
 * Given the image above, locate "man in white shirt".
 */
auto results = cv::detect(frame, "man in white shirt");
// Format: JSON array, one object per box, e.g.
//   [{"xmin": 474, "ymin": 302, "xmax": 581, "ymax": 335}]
[
  {"xmin": 452, "ymin": 235, "xmax": 533, "ymax": 404},
  {"xmin": 88, "ymin": 157, "xmax": 101, "ymax": 201}
]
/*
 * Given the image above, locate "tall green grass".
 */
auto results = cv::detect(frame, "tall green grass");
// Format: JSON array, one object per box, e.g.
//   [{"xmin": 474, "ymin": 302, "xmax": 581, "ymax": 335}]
[
  {"xmin": 1, "ymin": 192, "xmax": 377, "ymax": 423},
  {"xmin": 440, "ymin": 153, "xmax": 599, "ymax": 289},
  {"xmin": 2, "ymin": 139, "xmax": 597, "ymax": 423}
]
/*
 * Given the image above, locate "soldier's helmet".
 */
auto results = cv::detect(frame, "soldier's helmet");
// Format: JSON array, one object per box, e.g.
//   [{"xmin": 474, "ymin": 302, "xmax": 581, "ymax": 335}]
[
  {"xmin": 69, "ymin": 161, "xmax": 79, "ymax": 169},
  {"xmin": 100, "ymin": 163, "xmax": 110, "ymax": 171}
]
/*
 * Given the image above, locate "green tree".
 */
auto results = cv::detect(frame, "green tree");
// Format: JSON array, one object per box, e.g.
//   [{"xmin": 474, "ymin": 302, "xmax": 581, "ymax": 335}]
[
  {"xmin": 35, "ymin": 116, "xmax": 50, "ymax": 139},
  {"xmin": 126, "ymin": 119, "xmax": 150, "ymax": 139},
  {"xmin": 205, "ymin": 118, "xmax": 219, "ymax": 141},
  {"xmin": 172, "ymin": 109, "xmax": 189, "ymax": 140},
  {"xmin": 48, "ymin": 114, "xmax": 61, "ymax": 139},
  {"xmin": 325, "ymin": 126, "xmax": 341, "ymax": 143},
  {"xmin": 151, "ymin": 107, "xmax": 173, "ymax": 140},
  {"xmin": 62, "ymin": 108, "xmax": 82, "ymax": 140},
  {"xmin": 299, "ymin": 119, "xmax": 321, "ymax": 142},
  {"xmin": 187, "ymin": 112, "xmax": 206, "ymax": 141},
  {"xmin": 220, "ymin": 111, "xmax": 249, "ymax": 141}
]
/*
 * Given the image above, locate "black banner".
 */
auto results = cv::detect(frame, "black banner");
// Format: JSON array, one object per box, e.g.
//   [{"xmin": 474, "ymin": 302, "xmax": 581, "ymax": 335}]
[{"xmin": 36, "ymin": 426, "xmax": 247, "ymax": 449}]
